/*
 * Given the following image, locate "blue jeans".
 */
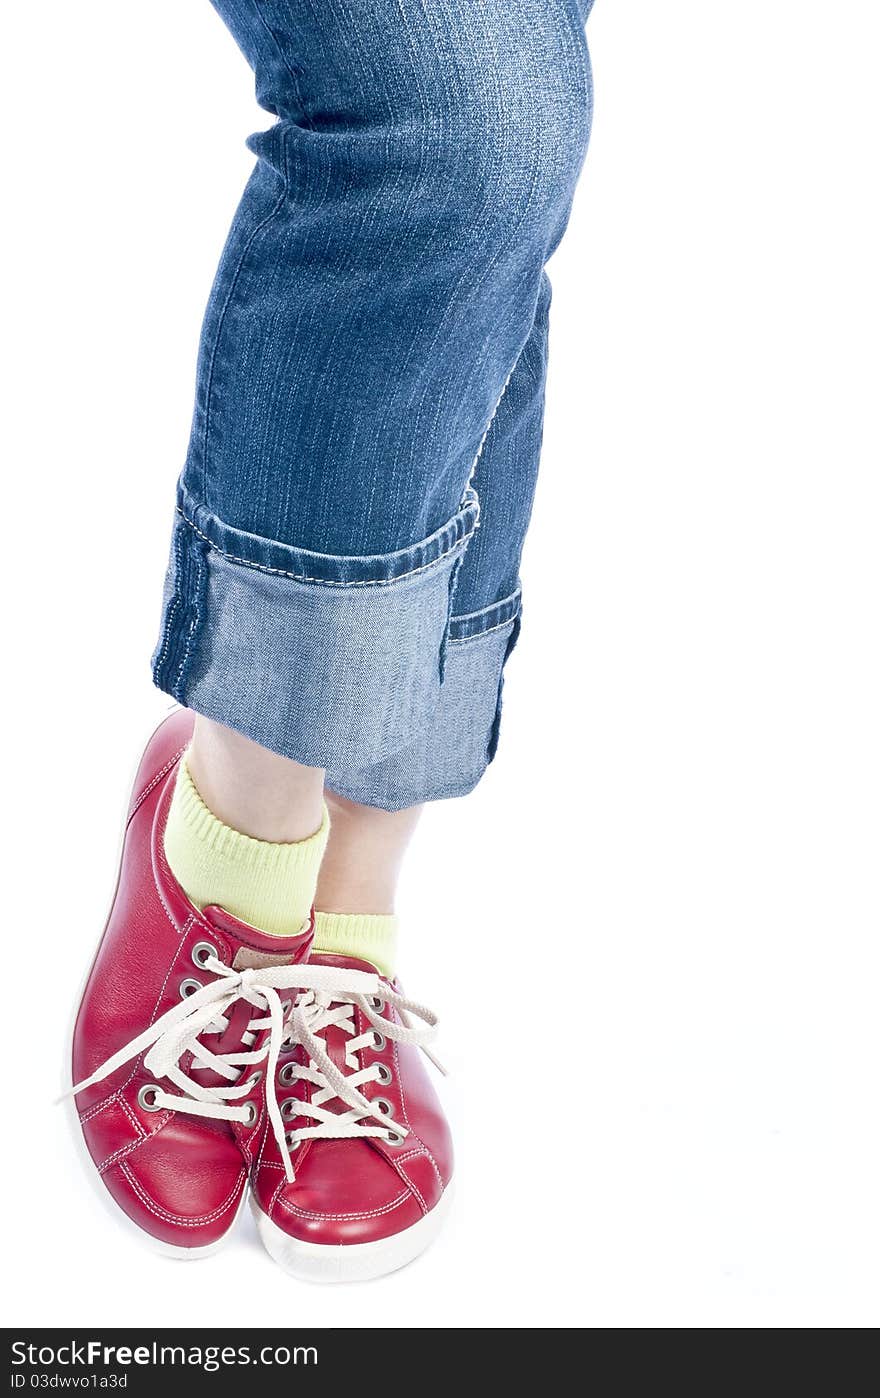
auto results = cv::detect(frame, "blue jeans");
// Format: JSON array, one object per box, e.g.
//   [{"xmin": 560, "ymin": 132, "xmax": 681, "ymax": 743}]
[{"xmin": 153, "ymin": 0, "xmax": 594, "ymax": 809}]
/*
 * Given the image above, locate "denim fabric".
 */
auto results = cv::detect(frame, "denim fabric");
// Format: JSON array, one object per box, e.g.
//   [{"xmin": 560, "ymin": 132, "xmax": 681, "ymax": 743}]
[
  {"xmin": 154, "ymin": 0, "xmax": 594, "ymax": 808},
  {"xmin": 328, "ymin": 605, "xmax": 522, "ymax": 809}
]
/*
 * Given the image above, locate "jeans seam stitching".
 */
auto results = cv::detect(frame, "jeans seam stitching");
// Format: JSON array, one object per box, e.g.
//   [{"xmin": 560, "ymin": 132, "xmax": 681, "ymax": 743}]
[
  {"xmin": 173, "ymin": 536, "xmax": 204, "ymax": 693},
  {"xmin": 176, "ymin": 507, "xmax": 473, "ymax": 588},
  {"xmin": 153, "ymin": 525, "xmax": 183, "ymax": 685},
  {"xmin": 447, "ymin": 615, "xmax": 518, "ymax": 643},
  {"xmin": 451, "ymin": 587, "xmax": 521, "ymax": 624},
  {"xmin": 199, "ymin": 126, "xmax": 291, "ymax": 504}
]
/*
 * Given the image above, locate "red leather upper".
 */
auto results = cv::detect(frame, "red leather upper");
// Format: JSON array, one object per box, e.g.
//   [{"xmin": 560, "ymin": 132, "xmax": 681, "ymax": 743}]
[
  {"xmin": 251, "ymin": 953, "xmax": 454, "ymax": 1246},
  {"xmin": 72, "ymin": 710, "xmax": 313, "ymax": 1249}
]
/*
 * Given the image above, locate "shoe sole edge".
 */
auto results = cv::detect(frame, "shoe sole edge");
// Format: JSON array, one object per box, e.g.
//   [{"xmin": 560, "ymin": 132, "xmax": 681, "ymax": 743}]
[{"xmin": 251, "ymin": 1183, "xmax": 454, "ymax": 1284}]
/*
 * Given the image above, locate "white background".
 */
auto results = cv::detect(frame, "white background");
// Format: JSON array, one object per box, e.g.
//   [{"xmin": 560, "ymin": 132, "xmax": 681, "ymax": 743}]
[{"xmin": 3, "ymin": 2, "xmax": 879, "ymax": 1328}]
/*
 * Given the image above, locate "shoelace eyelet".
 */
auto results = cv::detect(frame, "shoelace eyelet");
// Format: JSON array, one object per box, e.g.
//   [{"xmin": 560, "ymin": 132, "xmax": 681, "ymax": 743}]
[
  {"xmin": 72, "ymin": 965, "xmax": 438, "ymax": 1180},
  {"xmin": 373, "ymin": 1097, "xmax": 394, "ymax": 1117},
  {"xmin": 280, "ymin": 1099, "xmax": 296, "ymax": 1120},
  {"xmin": 137, "ymin": 1084, "xmax": 161, "ymax": 1113}
]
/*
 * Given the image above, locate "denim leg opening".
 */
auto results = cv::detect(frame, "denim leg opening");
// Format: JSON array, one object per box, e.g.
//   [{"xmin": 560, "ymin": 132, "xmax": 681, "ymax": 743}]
[
  {"xmin": 152, "ymin": 484, "xmax": 480, "ymax": 772},
  {"xmin": 326, "ymin": 589, "xmax": 522, "ymax": 811}
]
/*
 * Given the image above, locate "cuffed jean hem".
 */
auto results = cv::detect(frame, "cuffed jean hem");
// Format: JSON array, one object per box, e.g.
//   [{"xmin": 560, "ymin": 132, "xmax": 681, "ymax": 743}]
[
  {"xmin": 327, "ymin": 594, "xmax": 521, "ymax": 810},
  {"xmin": 152, "ymin": 483, "xmax": 507, "ymax": 792}
]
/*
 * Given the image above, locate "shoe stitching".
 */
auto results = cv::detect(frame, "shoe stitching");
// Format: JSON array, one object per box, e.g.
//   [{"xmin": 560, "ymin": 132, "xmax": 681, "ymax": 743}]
[
  {"xmin": 394, "ymin": 1162, "xmax": 428, "ymax": 1215},
  {"xmin": 355, "ymin": 1002, "xmax": 429, "ymax": 1183},
  {"xmin": 116, "ymin": 1093, "xmax": 147, "ymax": 1141},
  {"xmin": 274, "ymin": 1190, "xmax": 411, "ymax": 1224},
  {"xmin": 113, "ymin": 914, "xmax": 195, "ymax": 1102},
  {"xmin": 79, "ymin": 1093, "xmax": 117, "ymax": 1125},
  {"xmin": 408, "ymin": 1140, "xmax": 444, "ymax": 1190},
  {"xmin": 236, "ymin": 1108, "xmax": 263, "ymax": 1156},
  {"xmin": 152, "ymin": 835, "xmax": 232, "ymax": 970},
  {"xmin": 378, "ymin": 1035, "xmax": 428, "ymax": 1214},
  {"xmin": 119, "ymin": 1162, "xmax": 246, "ymax": 1227},
  {"xmin": 251, "ymin": 1130, "xmax": 270, "ymax": 1187},
  {"xmin": 254, "ymin": 1096, "xmax": 273, "ymax": 1177},
  {"xmin": 269, "ymin": 1175, "xmax": 287, "ymax": 1218},
  {"xmin": 98, "ymin": 1124, "xmax": 168, "ymax": 1175},
  {"xmin": 80, "ymin": 768, "xmax": 256, "ymax": 1187},
  {"xmin": 387, "ymin": 1148, "xmax": 424, "ymax": 1166},
  {"xmin": 129, "ymin": 746, "xmax": 187, "ymax": 820},
  {"xmin": 388, "ymin": 1035, "xmax": 443, "ymax": 1198},
  {"xmin": 77, "ymin": 837, "xmax": 194, "ymax": 1121}
]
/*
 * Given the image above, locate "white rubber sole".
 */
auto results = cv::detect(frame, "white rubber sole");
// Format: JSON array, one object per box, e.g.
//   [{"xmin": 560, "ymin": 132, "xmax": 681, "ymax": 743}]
[
  {"xmin": 251, "ymin": 1184, "xmax": 454, "ymax": 1284},
  {"xmin": 64, "ymin": 707, "xmax": 244, "ymax": 1261}
]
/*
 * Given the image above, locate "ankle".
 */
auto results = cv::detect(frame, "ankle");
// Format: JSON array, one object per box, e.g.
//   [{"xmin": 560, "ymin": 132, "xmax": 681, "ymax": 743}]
[
  {"xmin": 315, "ymin": 789, "xmax": 422, "ymax": 914},
  {"xmin": 187, "ymin": 714, "xmax": 325, "ymax": 843}
]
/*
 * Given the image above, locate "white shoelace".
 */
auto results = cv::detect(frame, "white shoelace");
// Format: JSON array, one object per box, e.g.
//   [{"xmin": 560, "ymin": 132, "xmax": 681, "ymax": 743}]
[
  {"xmin": 69, "ymin": 954, "xmax": 439, "ymax": 1181},
  {"xmin": 280, "ymin": 984, "xmax": 442, "ymax": 1160}
]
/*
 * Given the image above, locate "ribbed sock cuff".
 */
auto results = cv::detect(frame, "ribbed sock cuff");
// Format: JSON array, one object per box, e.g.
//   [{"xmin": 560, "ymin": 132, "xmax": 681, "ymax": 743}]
[
  {"xmin": 313, "ymin": 911, "xmax": 398, "ymax": 979},
  {"xmin": 164, "ymin": 757, "xmax": 329, "ymax": 938}
]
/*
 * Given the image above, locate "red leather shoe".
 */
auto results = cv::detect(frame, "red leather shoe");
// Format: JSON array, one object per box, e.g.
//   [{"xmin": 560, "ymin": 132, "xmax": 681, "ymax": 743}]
[
  {"xmin": 250, "ymin": 953, "xmax": 453, "ymax": 1282},
  {"xmin": 70, "ymin": 711, "xmax": 315, "ymax": 1256}
]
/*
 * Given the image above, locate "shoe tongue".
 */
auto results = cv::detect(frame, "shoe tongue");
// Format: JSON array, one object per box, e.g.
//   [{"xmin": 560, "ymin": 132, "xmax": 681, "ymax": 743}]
[
  {"xmin": 306, "ymin": 952, "xmax": 386, "ymax": 1080},
  {"xmin": 201, "ymin": 905, "xmax": 314, "ymax": 969}
]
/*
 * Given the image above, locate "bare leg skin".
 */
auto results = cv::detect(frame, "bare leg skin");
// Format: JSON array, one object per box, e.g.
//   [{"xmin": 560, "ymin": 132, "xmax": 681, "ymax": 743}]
[
  {"xmin": 186, "ymin": 714, "xmax": 326, "ymax": 842},
  {"xmin": 317, "ymin": 790, "xmax": 423, "ymax": 915}
]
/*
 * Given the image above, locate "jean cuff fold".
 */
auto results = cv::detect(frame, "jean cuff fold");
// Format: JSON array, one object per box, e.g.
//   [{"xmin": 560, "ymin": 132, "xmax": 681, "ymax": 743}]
[
  {"xmin": 152, "ymin": 485, "xmax": 480, "ymax": 774},
  {"xmin": 326, "ymin": 591, "xmax": 522, "ymax": 809}
]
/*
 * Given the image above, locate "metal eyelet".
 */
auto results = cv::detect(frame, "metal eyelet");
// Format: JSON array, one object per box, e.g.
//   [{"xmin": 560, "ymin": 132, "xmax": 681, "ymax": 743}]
[
  {"xmin": 244, "ymin": 1070, "xmax": 262, "ymax": 1089},
  {"xmin": 137, "ymin": 1084, "xmax": 161, "ymax": 1113},
  {"xmin": 284, "ymin": 1131, "xmax": 297, "ymax": 1147},
  {"xmin": 369, "ymin": 995, "xmax": 386, "ymax": 1013},
  {"xmin": 241, "ymin": 1102, "xmax": 257, "ymax": 1127},
  {"xmin": 375, "ymin": 1062, "xmax": 393, "ymax": 1086},
  {"xmin": 191, "ymin": 941, "xmax": 218, "ymax": 969},
  {"xmin": 179, "ymin": 978, "xmax": 202, "ymax": 999},
  {"xmin": 280, "ymin": 1099, "xmax": 296, "ymax": 1120},
  {"xmin": 279, "ymin": 1062, "xmax": 297, "ymax": 1086},
  {"xmin": 373, "ymin": 1097, "xmax": 394, "ymax": 1117},
  {"xmin": 384, "ymin": 1128, "xmax": 405, "ymax": 1146},
  {"xmin": 372, "ymin": 1031, "xmax": 387, "ymax": 1052}
]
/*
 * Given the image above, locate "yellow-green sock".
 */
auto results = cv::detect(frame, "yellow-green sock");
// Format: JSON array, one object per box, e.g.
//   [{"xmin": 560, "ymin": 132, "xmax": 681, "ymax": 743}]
[
  {"xmin": 313, "ymin": 911, "xmax": 398, "ymax": 979},
  {"xmin": 164, "ymin": 757, "xmax": 329, "ymax": 937}
]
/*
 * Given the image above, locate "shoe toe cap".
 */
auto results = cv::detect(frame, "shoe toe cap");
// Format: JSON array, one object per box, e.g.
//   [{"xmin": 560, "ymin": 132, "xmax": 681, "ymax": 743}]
[
  {"xmin": 262, "ymin": 1139, "xmax": 428, "ymax": 1246},
  {"xmin": 101, "ymin": 1118, "xmax": 246, "ymax": 1250}
]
